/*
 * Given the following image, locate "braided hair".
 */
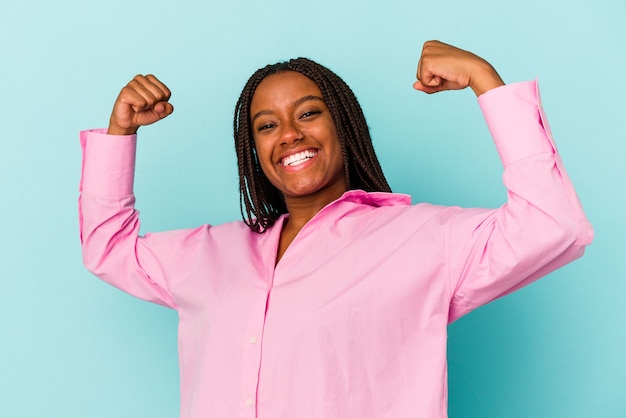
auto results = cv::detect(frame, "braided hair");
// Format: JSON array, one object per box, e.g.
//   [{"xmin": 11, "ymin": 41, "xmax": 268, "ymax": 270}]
[{"xmin": 234, "ymin": 57, "xmax": 391, "ymax": 233}]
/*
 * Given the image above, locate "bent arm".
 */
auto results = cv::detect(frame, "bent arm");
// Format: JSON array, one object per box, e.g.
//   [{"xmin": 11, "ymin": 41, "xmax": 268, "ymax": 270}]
[
  {"xmin": 447, "ymin": 80, "xmax": 593, "ymax": 322},
  {"xmin": 78, "ymin": 129, "xmax": 177, "ymax": 309}
]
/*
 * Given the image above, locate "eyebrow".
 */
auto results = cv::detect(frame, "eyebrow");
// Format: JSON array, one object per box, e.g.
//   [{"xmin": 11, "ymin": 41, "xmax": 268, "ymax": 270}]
[{"xmin": 251, "ymin": 95, "xmax": 325, "ymax": 124}]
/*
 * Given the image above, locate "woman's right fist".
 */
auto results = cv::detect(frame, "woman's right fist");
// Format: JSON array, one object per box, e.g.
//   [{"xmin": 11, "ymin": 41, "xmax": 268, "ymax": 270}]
[{"xmin": 108, "ymin": 74, "xmax": 173, "ymax": 135}]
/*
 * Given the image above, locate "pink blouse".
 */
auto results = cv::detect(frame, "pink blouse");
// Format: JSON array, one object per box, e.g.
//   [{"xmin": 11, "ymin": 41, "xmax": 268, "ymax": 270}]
[{"xmin": 79, "ymin": 80, "xmax": 592, "ymax": 417}]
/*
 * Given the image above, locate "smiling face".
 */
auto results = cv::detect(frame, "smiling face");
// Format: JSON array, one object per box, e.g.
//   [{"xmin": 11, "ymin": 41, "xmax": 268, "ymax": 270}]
[{"xmin": 250, "ymin": 71, "xmax": 347, "ymax": 206}]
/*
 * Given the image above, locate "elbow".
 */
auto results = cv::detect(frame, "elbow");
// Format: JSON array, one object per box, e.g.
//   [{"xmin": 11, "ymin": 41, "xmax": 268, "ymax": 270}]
[
  {"xmin": 556, "ymin": 209, "xmax": 594, "ymax": 250},
  {"xmin": 81, "ymin": 245, "xmax": 107, "ymax": 277},
  {"xmin": 81, "ymin": 238, "xmax": 115, "ymax": 279},
  {"xmin": 80, "ymin": 227, "xmax": 137, "ymax": 280},
  {"xmin": 544, "ymin": 212, "xmax": 593, "ymax": 264}
]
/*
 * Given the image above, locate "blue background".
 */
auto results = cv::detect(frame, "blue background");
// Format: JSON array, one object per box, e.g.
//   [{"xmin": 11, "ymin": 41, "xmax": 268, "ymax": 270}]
[{"xmin": 1, "ymin": 0, "xmax": 624, "ymax": 416}]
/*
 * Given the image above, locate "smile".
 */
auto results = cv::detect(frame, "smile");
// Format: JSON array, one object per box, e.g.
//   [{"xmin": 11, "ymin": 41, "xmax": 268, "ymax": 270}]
[{"xmin": 279, "ymin": 149, "xmax": 318, "ymax": 167}]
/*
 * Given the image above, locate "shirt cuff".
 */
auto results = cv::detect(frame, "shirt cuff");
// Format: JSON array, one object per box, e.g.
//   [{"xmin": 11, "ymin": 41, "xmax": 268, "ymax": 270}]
[
  {"xmin": 79, "ymin": 129, "xmax": 137, "ymax": 196},
  {"xmin": 478, "ymin": 80, "xmax": 556, "ymax": 167}
]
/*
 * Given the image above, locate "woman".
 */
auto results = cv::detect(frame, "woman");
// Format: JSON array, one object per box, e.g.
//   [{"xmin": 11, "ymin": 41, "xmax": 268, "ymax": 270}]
[{"xmin": 79, "ymin": 41, "xmax": 592, "ymax": 417}]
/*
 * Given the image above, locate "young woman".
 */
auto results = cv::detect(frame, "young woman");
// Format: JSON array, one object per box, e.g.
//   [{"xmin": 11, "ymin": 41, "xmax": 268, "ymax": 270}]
[{"xmin": 79, "ymin": 41, "xmax": 592, "ymax": 417}]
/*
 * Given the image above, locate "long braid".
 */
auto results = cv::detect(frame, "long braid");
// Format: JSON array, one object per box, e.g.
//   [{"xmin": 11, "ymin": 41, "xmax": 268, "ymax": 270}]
[{"xmin": 234, "ymin": 58, "xmax": 391, "ymax": 233}]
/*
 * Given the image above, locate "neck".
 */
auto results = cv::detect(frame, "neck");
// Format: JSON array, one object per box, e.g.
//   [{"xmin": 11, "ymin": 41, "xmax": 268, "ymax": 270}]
[
  {"xmin": 283, "ymin": 185, "xmax": 347, "ymax": 231},
  {"xmin": 275, "ymin": 185, "xmax": 346, "ymax": 266}
]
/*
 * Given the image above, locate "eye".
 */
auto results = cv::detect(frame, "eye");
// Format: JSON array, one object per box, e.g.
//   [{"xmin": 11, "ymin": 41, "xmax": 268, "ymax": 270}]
[
  {"xmin": 257, "ymin": 123, "xmax": 275, "ymax": 132},
  {"xmin": 300, "ymin": 110, "xmax": 321, "ymax": 119}
]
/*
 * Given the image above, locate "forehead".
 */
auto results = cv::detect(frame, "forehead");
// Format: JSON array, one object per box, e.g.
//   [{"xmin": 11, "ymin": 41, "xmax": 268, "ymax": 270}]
[{"xmin": 250, "ymin": 71, "xmax": 322, "ymax": 110}]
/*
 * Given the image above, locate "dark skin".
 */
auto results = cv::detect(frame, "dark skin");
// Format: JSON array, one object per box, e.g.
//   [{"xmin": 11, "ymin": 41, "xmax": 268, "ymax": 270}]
[
  {"xmin": 107, "ymin": 40, "xmax": 504, "ymax": 264},
  {"xmin": 249, "ymin": 71, "xmax": 347, "ymax": 263}
]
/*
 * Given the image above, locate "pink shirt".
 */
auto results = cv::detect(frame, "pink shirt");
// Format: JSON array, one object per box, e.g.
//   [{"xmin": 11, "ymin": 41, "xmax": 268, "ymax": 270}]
[{"xmin": 79, "ymin": 80, "xmax": 593, "ymax": 417}]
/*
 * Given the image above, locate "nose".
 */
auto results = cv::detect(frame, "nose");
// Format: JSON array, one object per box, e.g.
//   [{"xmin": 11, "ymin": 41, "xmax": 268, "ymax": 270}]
[{"xmin": 280, "ymin": 120, "xmax": 303, "ymax": 145}]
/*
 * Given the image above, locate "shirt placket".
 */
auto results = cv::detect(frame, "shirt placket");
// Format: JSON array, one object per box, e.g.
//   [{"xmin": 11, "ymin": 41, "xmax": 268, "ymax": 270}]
[{"xmin": 238, "ymin": 282, "xmax": 272, "ymax": 417}]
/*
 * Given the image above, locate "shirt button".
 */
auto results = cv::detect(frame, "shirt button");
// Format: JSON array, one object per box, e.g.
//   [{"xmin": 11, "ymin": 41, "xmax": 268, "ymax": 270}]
[
  {"xmin": 250, "ymin": 336, "xmax": 257, "ymax": 344},
  {"xmin": 245, "ymin": 398, "xmax": 253, "ymax": 406}
]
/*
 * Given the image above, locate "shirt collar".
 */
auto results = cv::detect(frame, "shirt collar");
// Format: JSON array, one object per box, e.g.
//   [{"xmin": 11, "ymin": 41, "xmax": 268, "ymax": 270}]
[
  {"xmin": 271, "ymin": 189, "xmax": 411, "ymax": 233},
  {"xmin": 337, "ymin": 189, "xmax": 412, "ymax": 207}
]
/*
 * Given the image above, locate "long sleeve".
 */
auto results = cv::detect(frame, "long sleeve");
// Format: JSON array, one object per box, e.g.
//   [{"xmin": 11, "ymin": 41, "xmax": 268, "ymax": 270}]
[
  {"xmin": 76, "ymin": 81, "xmax": 594, "ymax": 416},
  {"xmin": 447, "ymin": 80, "xmax": 593, "ymax": 322},
  {"xmin": 78, "ymin": 129, "xmax": 178, "ymax": 309}
]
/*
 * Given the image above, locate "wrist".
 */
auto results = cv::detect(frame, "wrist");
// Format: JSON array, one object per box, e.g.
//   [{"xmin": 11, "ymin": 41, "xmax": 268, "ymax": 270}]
[
  {"xmin": 107, "ymin": 121, "xmax": 138, "ymax": 136},
  {"xmin": 469, "ymin": 61, "xmax": 505, "ymax": 97}
]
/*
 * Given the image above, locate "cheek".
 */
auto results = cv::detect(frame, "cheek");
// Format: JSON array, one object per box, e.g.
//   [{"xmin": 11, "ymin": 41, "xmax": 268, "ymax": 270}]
[
  {"xmin": 253, "ymin": 143, "xmax": 276, "ymax": 179},
  {"xmin": 329, "ymin": 132, "xmax": 344, "ymax": 166}
]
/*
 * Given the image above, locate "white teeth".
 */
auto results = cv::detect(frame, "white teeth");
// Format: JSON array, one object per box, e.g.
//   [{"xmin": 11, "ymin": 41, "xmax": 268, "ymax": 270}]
[{"xmin": 281, "ymin": 150, "xmax": 317, "ymax": 166}]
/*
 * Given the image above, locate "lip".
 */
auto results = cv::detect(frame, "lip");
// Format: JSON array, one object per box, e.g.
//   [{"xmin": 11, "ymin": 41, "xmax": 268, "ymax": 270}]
[{"xmin": 276, "ymin": 147, "xmax": 320, "ymax": 168}]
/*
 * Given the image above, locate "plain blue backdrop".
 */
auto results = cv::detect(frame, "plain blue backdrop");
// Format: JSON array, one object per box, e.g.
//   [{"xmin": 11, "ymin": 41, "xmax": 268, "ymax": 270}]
[{"xmin": 1, "ymin": 0, "xmax": 624, "ymax": 416}]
